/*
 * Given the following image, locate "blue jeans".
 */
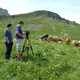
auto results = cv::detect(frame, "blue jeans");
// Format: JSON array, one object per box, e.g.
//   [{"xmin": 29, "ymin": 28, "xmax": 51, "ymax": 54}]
[{"xmin": 5, "ymin": 42, "xmax": 13, "ymax": 59}]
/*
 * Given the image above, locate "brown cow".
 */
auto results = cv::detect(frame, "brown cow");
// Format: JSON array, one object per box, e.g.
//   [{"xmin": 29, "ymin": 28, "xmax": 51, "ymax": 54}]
[
  {"xmin": 78, "ymin": 41, "xmax": 80, "ymax": 46},
  {"xmin": 47, "ymin": 35, "xmax": 63, "ymax": 43},
  {"xmin": 65, "ymin": 36, "xmax": 70, "ymax": 45},
  {"xmin": 71, "ymin": 40, "xmax": 79, "ymax": 46}
]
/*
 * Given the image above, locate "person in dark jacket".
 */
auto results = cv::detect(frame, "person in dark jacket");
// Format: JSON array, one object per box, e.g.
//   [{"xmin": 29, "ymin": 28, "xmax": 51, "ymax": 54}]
[{"xmin": 4, "ymin": 24, "xmax": 13, "ymax": 59}]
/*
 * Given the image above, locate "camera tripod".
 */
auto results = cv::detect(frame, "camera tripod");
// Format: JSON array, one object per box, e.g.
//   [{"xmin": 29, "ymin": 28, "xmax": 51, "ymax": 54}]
[{"xmin": 21, "ymin": 32, "xmax": 34, "ymax": 57}]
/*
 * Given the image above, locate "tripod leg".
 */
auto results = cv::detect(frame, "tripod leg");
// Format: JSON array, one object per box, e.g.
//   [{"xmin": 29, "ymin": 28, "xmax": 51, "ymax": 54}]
[
  {"xmin": 30, "ymin": 45, "xmax": 34, "ymax": 55},
  {"xmin": 21, "ymin": 45, "xmax": 25, "ymax": 56},
  {"xmin": 26, "ymin": 46, "xmax": 29, "ymax": 57}
]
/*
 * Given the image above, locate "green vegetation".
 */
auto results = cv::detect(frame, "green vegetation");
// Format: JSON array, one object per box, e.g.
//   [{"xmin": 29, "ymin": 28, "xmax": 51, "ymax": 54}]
[{"xmin": 0, "ymin": 10, "xmax": 80, "ymax": 80}]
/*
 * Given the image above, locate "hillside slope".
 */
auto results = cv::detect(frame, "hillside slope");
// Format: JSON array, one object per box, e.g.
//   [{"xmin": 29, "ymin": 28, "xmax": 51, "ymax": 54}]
[
  {"xmin": 0, "ymin": 10, "xmax": 80, "ymax": 80},
  {"xmin": 0, "ymin": 10, "xmax": 80, "ymax": 40}
]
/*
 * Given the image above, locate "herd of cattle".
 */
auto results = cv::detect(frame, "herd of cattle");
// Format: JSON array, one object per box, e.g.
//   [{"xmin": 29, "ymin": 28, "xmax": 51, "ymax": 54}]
[{"xmin": 37, "ymin": 34, "xmax": 80, "ymax": 47}]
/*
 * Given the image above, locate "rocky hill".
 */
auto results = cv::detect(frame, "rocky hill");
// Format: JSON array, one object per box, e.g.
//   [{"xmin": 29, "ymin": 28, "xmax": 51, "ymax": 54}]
[
  {"xmin": 0, "ymin": 8, "xmax": 9, "ymax": 16},
  {"xmin": 13, "ymin": 10, "xmax": 73, "ymax": 24},
  {"xmin": 30, "ymin": 10, "xmax": 76, "ymax": 24}
]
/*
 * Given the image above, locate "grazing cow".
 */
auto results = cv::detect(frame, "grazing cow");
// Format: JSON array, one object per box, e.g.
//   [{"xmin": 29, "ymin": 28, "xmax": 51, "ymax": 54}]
[
  {"xmin": 47, "ymin": 35, "xmax": 63, "ymax": 43},
  {"xmin": 78, "ymin": 41, "xmax": 80, "ymax": 46},
  {"xmin": 47, "ymin": 35, "xmax": 54, "ymax": 42},
  {"xmin": 37, "ymin": 34, "xmax": 49, "ymax": 41},
  {"xmin": 71, "ymin": 40, "xmax": 79, "ymax": 46},
  {"xmin": 65, "ymin": 36, "xmax": 70, "ymax": 45}
]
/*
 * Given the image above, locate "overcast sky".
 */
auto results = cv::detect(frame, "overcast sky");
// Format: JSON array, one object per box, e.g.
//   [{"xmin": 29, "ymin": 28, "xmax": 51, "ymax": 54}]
[{"xmin": 0, "ymin": 0, "xmax": 80, "ymax": 23}]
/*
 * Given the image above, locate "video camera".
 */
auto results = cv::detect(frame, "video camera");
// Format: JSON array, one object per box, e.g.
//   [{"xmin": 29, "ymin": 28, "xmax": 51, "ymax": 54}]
[
  {"xmin": 25, "ymin": 30, "xmax": 30, "ymax": 39},
  {"xmin": 21, "ymin": 29, "xmax": 34, "ymax": 57}
]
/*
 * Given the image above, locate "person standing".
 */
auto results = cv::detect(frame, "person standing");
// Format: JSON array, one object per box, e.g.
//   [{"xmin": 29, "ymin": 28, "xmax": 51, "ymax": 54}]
[
  {"xmin": 14, "ymin": 21, "xmax": 24, "ymax": 60},
  {"xmin": 4, "ymin": 24, "xmax": 13, "ymax": 59}
]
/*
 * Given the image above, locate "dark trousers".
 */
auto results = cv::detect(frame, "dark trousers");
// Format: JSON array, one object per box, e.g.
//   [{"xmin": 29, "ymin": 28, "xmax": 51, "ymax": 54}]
[{"xmin": 5, "ymin": 42, "xmax": 13, "ymax": 59}]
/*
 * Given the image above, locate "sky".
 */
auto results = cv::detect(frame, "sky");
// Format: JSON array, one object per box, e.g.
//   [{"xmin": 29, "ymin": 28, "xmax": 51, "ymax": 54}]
[{"xmin": 0, "ymin": 0, "xmax": 80, "ymax": 23}]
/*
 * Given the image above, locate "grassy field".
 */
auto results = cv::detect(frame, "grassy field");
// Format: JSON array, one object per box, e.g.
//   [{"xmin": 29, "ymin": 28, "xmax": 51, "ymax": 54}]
[{"xmin": 0, "ymin": 11, "xmax": 80, "ymax": 80}]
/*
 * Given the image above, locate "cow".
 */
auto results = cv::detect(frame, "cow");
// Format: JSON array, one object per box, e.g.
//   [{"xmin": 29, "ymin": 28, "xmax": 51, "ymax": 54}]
[
  {"xmin": 65, "ymin": 36, "xmax": 70, "ymax": 45},
  {"xmin": 71, "ymin": 40, "xmax": 79, "ymax": 46},
  {"xmin": 78, "ymin": 41, "xmax": 80, "ymax": 46},
  {"xmin": 47, "ymin": 35, "xmax": 63, "ymax": 43},
  {"xmin": 37, "ymin": 34, "xmax": 49, "ymax": 41}
]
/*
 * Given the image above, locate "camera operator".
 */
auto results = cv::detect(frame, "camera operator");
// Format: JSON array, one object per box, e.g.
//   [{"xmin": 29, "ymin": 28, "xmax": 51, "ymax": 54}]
[{"xmin": 14, "ymin": 21, "xmax": 24, "ymax": 60}]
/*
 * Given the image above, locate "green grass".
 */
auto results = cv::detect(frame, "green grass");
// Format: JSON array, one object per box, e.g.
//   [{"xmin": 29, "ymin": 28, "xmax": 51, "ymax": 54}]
[
  {"xmin": 0, "ymin": 40, "xmax": 80, "ymax": 80},
  {"xmin": 0, "ymin": 11, "xmax": 80, "ymax": 80}
]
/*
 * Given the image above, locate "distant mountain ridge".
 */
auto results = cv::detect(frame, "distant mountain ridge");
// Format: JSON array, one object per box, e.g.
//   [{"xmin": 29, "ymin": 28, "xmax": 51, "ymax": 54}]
[
  {"xmin": 27, "ymin": 10, "xmax": 70, "ymax": 24},
  {"xmin": 0, "ymin": 8, "xmax": 78, "ymax": 25},
  {"xmin": 0, "ymin": 8, "xmax": 9, "ymax": 15},
  {"xmin": 13, "ymin": 10, "xmax": 75, "ymax": 24},
  {"xmin": 29, "ymin": 10, "xmax": 61, "ymax": 20}
]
